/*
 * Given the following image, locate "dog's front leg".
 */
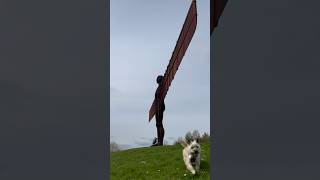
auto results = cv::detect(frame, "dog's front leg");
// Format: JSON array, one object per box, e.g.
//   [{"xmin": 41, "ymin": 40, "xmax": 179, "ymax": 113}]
[
  {"xmin": 196, "ymin": 153, "xmax": 201, "ymax": 172},
  {"xmin": 186, "ymin": 160, "xmax": 196, "ymax": 175},
  {"xmin": 195, "ymin": 157, "xmax": 200, "ymax": 172}
]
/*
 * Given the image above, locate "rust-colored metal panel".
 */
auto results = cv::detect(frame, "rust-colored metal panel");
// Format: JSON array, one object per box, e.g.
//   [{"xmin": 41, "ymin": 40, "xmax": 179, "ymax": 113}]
[
  {"xmin": 149, "ymin": 0, "xmax": 197, "ymax": 121},
  {"xmin": 149, "ymin": 100, "xmax": 156, "ymax": 121}
]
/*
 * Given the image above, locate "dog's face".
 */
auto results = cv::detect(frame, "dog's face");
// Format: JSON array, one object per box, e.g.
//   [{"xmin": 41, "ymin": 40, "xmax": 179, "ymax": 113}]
[{"xmin": 188, "ymin": 140, "xmax": 200, "ymax": 163}]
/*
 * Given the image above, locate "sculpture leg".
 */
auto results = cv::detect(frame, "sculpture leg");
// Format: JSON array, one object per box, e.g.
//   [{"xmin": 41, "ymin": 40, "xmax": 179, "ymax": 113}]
[
  {"xmin": 156, "ymin": 125, "xmax": 164, "ymax": 146},
  {"xmin": 156, "ymin": 111, "xmax": 165, "ymax": 146},
  {"xmin": 159, "ymin": 125, "xmax": 165, "ymax": 146},
  {"xmin": 156, "ymin": 125, "xmax": 161, "ymax": 146}
]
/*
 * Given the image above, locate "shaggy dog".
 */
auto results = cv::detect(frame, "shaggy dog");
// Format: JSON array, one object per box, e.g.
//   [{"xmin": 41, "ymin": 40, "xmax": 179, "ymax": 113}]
[{"xmin": 180, "ymin": 139, "xmax": 201, "ymax": 175}]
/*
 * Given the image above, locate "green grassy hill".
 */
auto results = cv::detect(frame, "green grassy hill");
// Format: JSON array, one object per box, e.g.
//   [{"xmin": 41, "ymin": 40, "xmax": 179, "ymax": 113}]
[{"xmin": 110, "ymin": 142, "xmax": 210, "ymax": 180}]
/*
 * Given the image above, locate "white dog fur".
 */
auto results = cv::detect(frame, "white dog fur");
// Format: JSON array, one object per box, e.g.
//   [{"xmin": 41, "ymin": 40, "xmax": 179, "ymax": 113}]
[{"xmin": 180, "ymin": 139, "xmax": 201, "ymax": 175}]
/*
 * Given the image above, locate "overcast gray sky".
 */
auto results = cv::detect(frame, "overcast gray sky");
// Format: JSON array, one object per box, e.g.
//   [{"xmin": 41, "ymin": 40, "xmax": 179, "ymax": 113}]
[{"xmin": 110, "ymin": 0, "xmax": 210, "ymax": 149}]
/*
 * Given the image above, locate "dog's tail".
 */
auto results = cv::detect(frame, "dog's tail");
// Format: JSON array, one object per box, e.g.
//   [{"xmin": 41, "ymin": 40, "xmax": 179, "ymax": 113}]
[{"xmin": 179, "ymin": 139, "xmax": 188, "ymax": 148}]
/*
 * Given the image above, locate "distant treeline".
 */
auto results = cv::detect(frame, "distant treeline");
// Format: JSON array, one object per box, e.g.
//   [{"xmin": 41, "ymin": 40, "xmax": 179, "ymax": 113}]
[{"xmin": 173, "ymin": 130, "xmax": 210, "ymax": 145}]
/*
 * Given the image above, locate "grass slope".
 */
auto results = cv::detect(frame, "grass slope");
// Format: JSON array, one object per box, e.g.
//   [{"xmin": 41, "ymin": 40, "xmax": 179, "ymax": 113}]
[{"xmin": 110, "ymin": 143, "xmax": 210, "ymax": 180}]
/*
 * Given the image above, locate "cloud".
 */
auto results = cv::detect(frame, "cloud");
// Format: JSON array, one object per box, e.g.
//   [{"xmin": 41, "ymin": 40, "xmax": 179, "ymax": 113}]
[
  {"xmin": 118, "ymin": 144, "xmax": 132, "ymax": 150},
  {"xmin": 134, "ymin": 140, "xmax": 152, "ymax": 147}
]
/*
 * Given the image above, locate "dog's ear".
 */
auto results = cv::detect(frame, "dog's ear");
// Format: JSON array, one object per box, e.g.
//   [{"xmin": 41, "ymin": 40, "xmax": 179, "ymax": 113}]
[
  {"xmin": 195, "ymin": 138, "xmax": 200, "ymax": 144},
  {"xmin": 180, "ymin": 139, "xmax": 188, "ymax": 148}
]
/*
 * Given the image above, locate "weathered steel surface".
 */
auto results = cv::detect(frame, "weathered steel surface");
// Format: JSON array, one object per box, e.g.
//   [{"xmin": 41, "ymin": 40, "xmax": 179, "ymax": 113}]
[
  {"xmin": 149, "ymin": 0, "xmax": 197, "ymax": 121},
  {"xmin": 211, "ymin": 0, "xmax": 228, "ymax": 34}
]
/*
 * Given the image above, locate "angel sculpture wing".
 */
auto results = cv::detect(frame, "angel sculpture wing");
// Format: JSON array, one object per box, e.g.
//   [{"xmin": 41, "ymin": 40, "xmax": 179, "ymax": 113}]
[{"xmin": 148, "ymin": 0, "xmax": 197, "ymax": 121}]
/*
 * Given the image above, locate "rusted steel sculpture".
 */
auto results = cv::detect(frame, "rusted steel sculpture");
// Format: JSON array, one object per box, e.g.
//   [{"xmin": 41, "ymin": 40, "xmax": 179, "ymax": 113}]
[{"xmin": 148, "ymin": 0, "xmax": 197, "ymax": 146}]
